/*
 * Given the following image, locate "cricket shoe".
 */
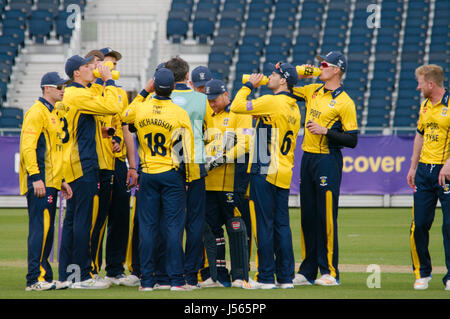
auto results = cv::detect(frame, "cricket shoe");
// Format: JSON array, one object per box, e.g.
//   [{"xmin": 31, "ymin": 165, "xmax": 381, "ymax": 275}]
[
  {"xmin": 170, "ymin": 285, "xmax": 192, "ymax": 291},
  {"xmin": 414, "ymin": 276, "xmax": 432, "ymax": 290},
  {"xmin": 445, "ymin": 280, "xmax": 450, "ymax": 291},
  {"xmin": 242, "ymin": 279, "xmax": 277, "ymax": 290},
  {"xmin": 94, "ymin": 274, "xmax": 111, "ymax": 288},
  {"xmin": 105, "ymin": 274, "xmax": 134, "ymax": 286},
  {"xmin": 232, "ymin": 279, "xmax": 245, "ymax": 288},
  {"xmin": 199, "ymin": 277, "xmax": 226, "ymax": 288},
  {"xmin": 52, "ymin": 280, "xmax": 71, "ymax": 290},
  {"xmin": 124, "ymin": 274, "xmax": 141, "ymax": 287},
  {"xmin": 314, "ymin": 274, "xmax": 340, "ymax": 286},
  {"xmin": 138, "ymin": 286, "xmax": 153, "ymax": 292},
  {"xmin": 276, "ymin": 281, "xmax": 294, "ymax": 289},
  {"xmin": 154, "ymin": 283, "xmax": 171, "ymax": 290},
  {"xmin": 25, "ymin": 281, "xmax": 55, "ymax": 291},
  {"xmin": 292, "ymin": 273, "xmax": 313, "ymax": 286},
  {"xmin": 70, "ymin": 278, "xmax": 110, "ymax": 289},
  {"xmin": 185, "ymin": 283, "xmax": 202, "ymax": 290}
]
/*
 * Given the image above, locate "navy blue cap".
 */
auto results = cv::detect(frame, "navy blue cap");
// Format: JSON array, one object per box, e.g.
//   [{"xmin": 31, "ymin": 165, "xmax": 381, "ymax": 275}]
[
  {"xmin": 155, "ymin": 62, "xmax": 166, "ymax": 72},
  {"xmin": 40, "ymin": 72, "xmax": 69, "ymax": 87},
  {"xmin": 269, "ymin": 62, "xmax": 298, "ymax": 86},
  {"xmin": 191, "ymin": 66, "xmax": 212, "ymax": 87},
  {"xmin": 65, "ymin": 55, "xmax": 94, "ymax": 78},
  {"xmin": 154, "ymin": 68, "xmax": 174, "ymax": 91},
  {"xmin": 316, "ymin": 51, "xmax": 347, "ymax": 72},
  {"xmin": 99, "ymin": 47, "xmax": 122, "ymax": 61},
  {"xmin": 204, "ymin": 79, "xmax": 227, "ymax": 100}
]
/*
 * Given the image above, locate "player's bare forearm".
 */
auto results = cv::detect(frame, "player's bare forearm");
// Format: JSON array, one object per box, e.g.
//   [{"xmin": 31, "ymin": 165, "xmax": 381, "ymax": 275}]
[{"xmin": 410, "ymin": 132, "xmax": 424, "ymax": 170}]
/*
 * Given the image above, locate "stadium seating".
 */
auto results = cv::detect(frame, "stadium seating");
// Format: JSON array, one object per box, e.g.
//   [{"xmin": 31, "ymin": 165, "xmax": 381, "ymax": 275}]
[
  {"xmin": 0, "ymin": 0, "xmax": 88, "ymax": 130},
  {"xmin": 163, "ymin": 0, "xmax": 448, "ymax": 133}
]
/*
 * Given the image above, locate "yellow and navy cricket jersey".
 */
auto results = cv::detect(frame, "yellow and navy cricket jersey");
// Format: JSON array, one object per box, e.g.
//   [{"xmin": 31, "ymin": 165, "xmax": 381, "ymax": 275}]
[
  {"xmin": 293, "ymin": 83, "xmax": 358, "ymax": 154},
  {"xmin": 417, "ymin": 90, "xmax": 450, "ymax": 164},
  {"xmin": 19, "ymin": 98, "xmax": 64, "ymax": 195},
  {"xmin": 230, "ymin": 85, "xmax": 301, "ymax": 189},
  {"xmin": 61, "ymin": 80, "xmax": 121, "ymax": 183},
  {"xmin": 95, "ymin": 114, "xmax": 115, "ymax": 171},
  {"xmin": 122, "ymin": 91, "xmax": 199, "ymax": 182},
  {"xmin": 203, "ymin": 103, "xmax": 253, "ymax": 192},
  {"xmin": 113, "ymin": 87, "xmax": 129, "ymax": 162}
]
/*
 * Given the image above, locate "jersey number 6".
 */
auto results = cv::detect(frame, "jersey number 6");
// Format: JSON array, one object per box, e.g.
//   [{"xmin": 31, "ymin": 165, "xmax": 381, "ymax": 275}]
[{"xmin": 280, "ymin": 130, "xmax": 293, "ymax": 155}]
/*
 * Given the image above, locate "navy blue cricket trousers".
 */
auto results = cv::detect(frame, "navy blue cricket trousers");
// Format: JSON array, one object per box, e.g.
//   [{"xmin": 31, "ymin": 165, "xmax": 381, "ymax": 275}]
[
  {"xmin": 138, "ymin": 170, "xmax": 186, "ymax": 288},
  {"xmin": 183, "ymin": 177, "xmax": 206, "ymax": 285},
  {"xmin": 59, "ymin": 170, "xmax": 99, "ymax": 282},
  {"xmin": 90, "ymin": 169, "xmax": 114, "ymax": 275},
  {"xmin": 26, "ymin": 187, "xmax": 58, "ymax": 286},
  {"xmin": 298, "ymin": 150, "xmax": 342, "ymax": 283},
  {"xmin": 106, "ymin": 159, "xmax": 131, "ymax": 277},
  {"xmin": 411, "ymin": 162, "xmax": 450, "ymax": 285},
  {"xmin": 250, "ymin": 174, "xmax": 295, "ymax": 284}
]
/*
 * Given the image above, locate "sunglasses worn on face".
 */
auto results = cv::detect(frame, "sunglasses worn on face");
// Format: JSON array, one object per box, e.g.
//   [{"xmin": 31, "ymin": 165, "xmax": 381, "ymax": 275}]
[
  {"xmin": 44, "ymin": 84, "xmax": 65, "ymax": 90},
  {"xmin": 321, "ymin": 61, "xmax": 338, "ymax": 68}
]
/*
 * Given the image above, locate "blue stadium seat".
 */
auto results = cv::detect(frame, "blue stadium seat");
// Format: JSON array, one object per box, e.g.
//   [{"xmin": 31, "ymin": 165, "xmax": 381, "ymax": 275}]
[
  {"xmin": 0, "ymin": 106, "xmax": 23, "ymax": 120},
  {"xmin": 29, "ymin": 10, "xmax": 54, "ymax": 43},
  {"xmin": 55, "ymin": 11, "xmax": 75, "ymax": 43},
  {"xmin": 36, "ymin": 0, "xmax": 60, "ymax": 17},
  {"xmin": 8, "ymin": 0, "xmax": 33, "ymax": 17},
  {"xmin": 193, "ymin": 18, "xmax": 215, "ymax": 43},
  {"xmin": 167, "ymin": 16, "xmax": 189, "ymax": 43},
  {"xmin": 0, "ymin": 116, "xmax": 22, "ymax": 128}
]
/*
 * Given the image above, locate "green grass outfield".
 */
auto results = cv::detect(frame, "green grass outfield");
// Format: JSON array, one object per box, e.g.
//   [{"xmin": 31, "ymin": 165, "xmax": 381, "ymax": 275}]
[{"xmin": 0, "ymin": 207, "xmax": 448, "ymax": 300}]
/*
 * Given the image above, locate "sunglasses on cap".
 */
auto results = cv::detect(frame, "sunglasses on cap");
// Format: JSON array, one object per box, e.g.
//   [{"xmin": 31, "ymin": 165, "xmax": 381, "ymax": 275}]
[
  {"xmin": 43, "ymin": 84, "xmax": 65, "ymax": 90},
  {"xmin": 321, "ymin": 61, "xmax": 339, "ymax": 68}
]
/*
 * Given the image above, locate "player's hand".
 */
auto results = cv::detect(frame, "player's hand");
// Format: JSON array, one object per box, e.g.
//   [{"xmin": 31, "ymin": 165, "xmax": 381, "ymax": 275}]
[
  {"xmin": 144, "ymin": 78, "xmax": 155, "ymax": 93},
  {"xmin": 61, "ymin": 182, "xmax": 73, "ymax": 200},
  {"xmin": 98, "ymin": 63, "xmax": 113, "ymax": 82},
  {"xmin": 112, "ymin": 139, "xmax": 121, "ymax": 153},
  {"xmin": 438, "ymin": 162, "xmax": 450, "ymax": 188},
  {"xmin": 205, "ymin": 154, "xmax": 226, "ymax": 172},
  {"xmin": 306, "ymin": 120, "xmax": 327, "ymax": 135},
  {"xmin": 406, "ymin": 167, "xmax": 416, "ymax": 189},
  {"xmin": 126, "ymin": 168, "xmax": 138, "ymax": 189},
  {"xmin": 32, "ymin": 180, "xmax": 46, "ymax": 198},
  {"xmin": 248, "ymin": 73, "xmax": 265, "ymax": 88}
]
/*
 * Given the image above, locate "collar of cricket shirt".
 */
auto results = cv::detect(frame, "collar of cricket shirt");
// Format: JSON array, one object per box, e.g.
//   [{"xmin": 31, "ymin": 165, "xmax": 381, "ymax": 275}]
[
  {"xmin": 174, "ymin": 83, "xmax": 191, "ymax": 91},
  {"xmin": 38, "ymin": 97, "xmax": 54, "ymax": 112}
]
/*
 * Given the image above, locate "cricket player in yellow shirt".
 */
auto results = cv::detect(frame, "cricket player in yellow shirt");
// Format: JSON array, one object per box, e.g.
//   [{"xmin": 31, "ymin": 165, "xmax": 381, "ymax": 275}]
[
  {"xmin": 122, "ymin": 68, "xmax": 197, "ymax": 291},
  {"xmin": 58, "ymin": 54, "xmax": 122, "ymax": 289},
  {"xmin": 20, "ymin": 72, "xmax": 73, "ymax": 291},
  {"xmin": 99, "ymin": 47, "xmax": 139, "ymax": 286},
  {"xmin": 231, "ymin": 62, "xmax": 301, "ymax": 289},
  {"xmin": 406, "ymin": 64, "xmax": 450, "ymax": 291},
  {"xmin": 292, "ymin": 51, "xmax": 358, "ymax": 287},
  {"xmin": 201, "ymin": 79, "xmax": 253, "ymax": 288}
]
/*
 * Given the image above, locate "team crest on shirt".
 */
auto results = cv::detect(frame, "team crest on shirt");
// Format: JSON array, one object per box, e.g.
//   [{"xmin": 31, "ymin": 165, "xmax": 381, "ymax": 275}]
[
  {"xmin": 423, "ymin": 107, "xmax": 427, "ymax": 114},
  {"xmin": 118, "ymin": 95, "xmax": 122, "ymax": 103},
  {"xmin": 51, "ymin": 117, "xmax": 56, "ymax": 124},
  {"xmin": 442, "ymin": 107, "xmax": 448, "ymax": 117},
  {"xmin": 223, "ymin": 118, "xmax": 230, "ymax": 127},
  {"xmin": 225, "ymin": 192, "xmax": 234, "ymax": 203},
  {"xmin": 312, "ymin": 92, "xmax": 317, "ymax": 99},
  {"xmin": 319, "ymin": 176, "xmax": 328, "ymax": 187},
  {"xmin": 328, "ymin": 100, "xmax": 337, "ymax": 108}
]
